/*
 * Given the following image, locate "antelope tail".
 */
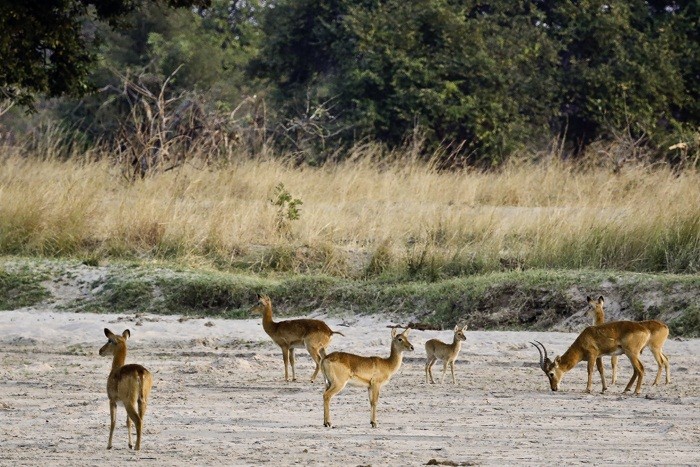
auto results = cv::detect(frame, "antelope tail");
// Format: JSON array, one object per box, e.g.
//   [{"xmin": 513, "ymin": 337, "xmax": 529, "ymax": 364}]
[
  {"xmin": 138, "ymin": 373, "xmax": 146, "ymax": 403},
  {"xmin": 319, "ymin": 348, "xmax": 330, "ymax": 388}
]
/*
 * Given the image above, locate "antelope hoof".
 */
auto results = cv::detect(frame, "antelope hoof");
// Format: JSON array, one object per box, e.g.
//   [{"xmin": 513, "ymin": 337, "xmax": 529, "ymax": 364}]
[
  {"xmin": 129, "ymin": 444, "xmax": 133, "ymax": 449},
  {"xmin": 324, "ymin": 421, "xmax": 331, "ymax": 428},
  {"xmin": 370, "ymin": 421, "xmax": 377, "ymax": 428},
  {"xmin": 107, "ymin": 446, "xmax": 112, "ymax": 450}
]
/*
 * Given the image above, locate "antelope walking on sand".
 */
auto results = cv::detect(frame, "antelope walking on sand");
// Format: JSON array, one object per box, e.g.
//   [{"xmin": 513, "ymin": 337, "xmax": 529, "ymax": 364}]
[
  {"xmin": 531, "ymin": 321, "xmax": 654, "ymax": 394},
  {"xmin": 425, "ymin": 324, "xmax": 468, "ymax": 384},
  {"xmin": 99, "ymin": 328, "xmax": 153, "ymax": 450},
  {"xmin": 320, "ymin": 328, "xmax": 414, "ymax": 428},
  {"xmin": 251, "ymin": 294, "xmax": 344, "ymax": 382},
  {"xmin": 588, "ymin": 295, "xmax": 671, "ymax": 386}
]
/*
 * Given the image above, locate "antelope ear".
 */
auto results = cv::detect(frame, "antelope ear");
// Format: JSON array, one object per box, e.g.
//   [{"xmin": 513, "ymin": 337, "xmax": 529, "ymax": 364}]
[
  {"xmin": 586, "ymin": 296, "xmax": 593, "ymax": 304},
  {"xmin": 454, "ymin": 325, "xmax": 460, "ymax": 332},
  {"xmin": 391, "ymin": 328, "xmax": 398, "ymax": 338},
  {"xmin": 104, "ymin": 328, "xmax": 114, "ymax": 338},
  {"xmin": 122, "ymin": 329, "xmax": 131, "ymax": 339},
  {"xmin": 462, "ymin": 324, "xmax": 468, "ymax": 331},
  {"xmin": 403, "ymin": 328, "xmax": 411, "ymax": 336},
  {"xmin": 554, "ymin": 356, "xmax": 562, "ymax": 366},
  {"xmin": 598, "ymin": 296, "xmax": 604, "ymax": 304}
]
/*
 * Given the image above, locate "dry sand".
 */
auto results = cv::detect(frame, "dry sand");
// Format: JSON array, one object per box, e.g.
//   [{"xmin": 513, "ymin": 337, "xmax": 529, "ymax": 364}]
[{"xmin": 1, "ymin": 309, "xmax": 698, "ymax": 466}]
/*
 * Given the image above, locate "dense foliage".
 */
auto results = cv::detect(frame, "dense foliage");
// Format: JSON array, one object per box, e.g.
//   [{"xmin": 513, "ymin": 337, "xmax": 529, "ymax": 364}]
[
  {"xmin": 0, "ymin": 0, "xmax": 210, "ymax": 109},
  {"xmin": 1, "ymin": 0, "xmax": 698, "ymax": 165}
]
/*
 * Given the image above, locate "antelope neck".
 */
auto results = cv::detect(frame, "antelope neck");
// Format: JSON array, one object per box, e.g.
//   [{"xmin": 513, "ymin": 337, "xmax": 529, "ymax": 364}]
[
  {"xmin": 110, "ymin": 345, "xmax": 127, "ymax": 373},
  {"xmin": 260, "ymin": 304, "xmax": 277, "ymax": 333},
  {"xmin": 558, "ymin": 345, "xmax": 583, "ymax": 372},
  {"xmin": 594, "ymin": 308, "xmax": 605, "ymax": 325},
  {"xmin": 386, "ymin": 342, "xmax": 405, "ymax": 369}
]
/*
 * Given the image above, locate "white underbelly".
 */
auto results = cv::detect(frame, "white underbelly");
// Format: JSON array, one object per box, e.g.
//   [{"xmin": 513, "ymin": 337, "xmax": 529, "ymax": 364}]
[{"xmin": 347, "ymin": 378, "xmax": 370, "ymax": 388}]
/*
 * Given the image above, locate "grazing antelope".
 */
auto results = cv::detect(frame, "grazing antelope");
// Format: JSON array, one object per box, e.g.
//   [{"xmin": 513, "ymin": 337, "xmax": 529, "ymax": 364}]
[
  {"xmin": 99, "ymin": 328, "xmax": 153, "ymax": 450},
  {"xmin": 320, "ymin": 328, "xmax": 414, "ymax": 428},
  {"xmin": 531, "ymin": 321, "xmax": 652, "ymax": 394},
  {"xmin": 250, "ymin": 294, "xmax": 344, "ymax": 382},
  {"xmin": 588, "ymin": 295, "xmax": 671, "ymax": 386},
  {"xmin": 425, "ymin": 324, "xmax": 468, "ymax": 384}
]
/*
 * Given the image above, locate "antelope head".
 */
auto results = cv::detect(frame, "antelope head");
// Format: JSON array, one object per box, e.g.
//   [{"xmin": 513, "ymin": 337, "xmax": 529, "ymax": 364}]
[
  {"xmin": 454, "ymin": 324, "xmax": 468, "ymax": 341},
  {"xmin": 249, "ymin": 293, "xmax": 271, "ymax": 314},
  {"xmin": 99, "ymin": 328, "xmax": 130, "ymax": 356},
  {"xmin": 392, "ymin": 328, "xmax": 415, "ymax": 352},
  {"xmin": 586, "ymin": 295, "xmax": 605, "ymax": 314},
  {"xmin": 531, "ymin": 340, "xmax": 564, "ymax": 391}
]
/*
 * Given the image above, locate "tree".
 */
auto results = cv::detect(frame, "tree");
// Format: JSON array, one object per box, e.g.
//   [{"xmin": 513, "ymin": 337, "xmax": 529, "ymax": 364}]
[
  {"xmin": 537, "ymin": 0, "xmax": 689, "ymax": 151},
  {"xmin": 0, "ymin": 0, "xmax": 210, "ymax": 110},
  {"xmin": 253, "ymin": 0, "xmax": 561, "ymax": 164}
]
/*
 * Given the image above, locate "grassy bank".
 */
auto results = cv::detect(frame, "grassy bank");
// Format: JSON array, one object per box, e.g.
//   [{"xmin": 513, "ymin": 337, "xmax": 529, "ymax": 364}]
[
  {"xmin": 0, "ymin": 153, "xmax": 699, "ymax": 276},
  {"xmin": 2, "ymin": 257, "xmax": 699, "ymax": 337}
]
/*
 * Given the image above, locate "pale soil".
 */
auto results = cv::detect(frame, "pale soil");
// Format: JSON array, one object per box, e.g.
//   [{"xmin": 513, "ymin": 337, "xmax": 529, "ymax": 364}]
[{"xmin": 1, "ymin": 310, "xmax": 699, "ymax": 466}]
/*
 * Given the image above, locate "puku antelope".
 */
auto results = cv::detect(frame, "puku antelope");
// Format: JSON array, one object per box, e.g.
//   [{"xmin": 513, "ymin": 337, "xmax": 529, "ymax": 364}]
[
  {"xmin": 587, "ymin": 295, "xmax": 619, "ymax": 384},
  {"xmin": 588, "ymin": 295, "xmax": 671, "ymax": 386},
  {"xmin": 250, "ymin": 294, "xmax": 344, "ymax": 382},
  {"xmin": 425, "ymin": 324, "xmax": 468, "ymax": 384},
  {"xmin": 320, "ymin": 328, "xmax": 414, "ymax": 428},
  {"xmin": 531, "ymin": 321, "xmax": 653, "ymax": 395},
  {"xmin": 99, "ymin": 328, "xmax": 153, "ymax": 450}
]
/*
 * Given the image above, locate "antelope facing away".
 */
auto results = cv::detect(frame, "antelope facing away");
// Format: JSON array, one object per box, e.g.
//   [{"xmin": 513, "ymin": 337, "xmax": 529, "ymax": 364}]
[
  {"xmin": 251, "ymin": 294, "xmax": 344, "ymax": 382},
  {"xmin": 531, "ymin": 321, "xmax": 653, "ymax": 394},
  {"xmin": 588, "ymin": 295, "xmax": 671, "ymax": 386},
  {"xmin": 425, "ymin": 324, "xmax": 468, "ymax": 384},
  {"xmin": 99, "ymin": 328, "xmax": 153, "ymax": 450},
  {"xmin": 587, "ymin": 295, "xmax": 619, "ymax": 384},
  {"xmin": 320, "ymin": 328, "xmax": 414, "ymax": 428}
]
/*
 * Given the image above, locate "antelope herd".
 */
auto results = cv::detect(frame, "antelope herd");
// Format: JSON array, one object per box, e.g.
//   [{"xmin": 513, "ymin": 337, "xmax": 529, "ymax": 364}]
[{"xmin": 98, "ymin": 293, "xmax": 673, "ymax": 449}]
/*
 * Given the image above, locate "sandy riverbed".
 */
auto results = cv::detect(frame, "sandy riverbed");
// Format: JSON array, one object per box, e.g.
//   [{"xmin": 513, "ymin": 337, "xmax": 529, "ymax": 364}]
[{"xmin": 1, "ymin": 309, "xmax": 698, "ymax": 466}]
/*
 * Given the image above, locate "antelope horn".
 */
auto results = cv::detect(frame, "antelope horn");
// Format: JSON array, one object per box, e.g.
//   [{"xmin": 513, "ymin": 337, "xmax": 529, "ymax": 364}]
[
  {"xmin": 534, "ymin": 340, "xmax": 548, "ymax": 361},
  {"xmin": 530, "ymin": 341, "xmax": 547, "ymax": 372}
]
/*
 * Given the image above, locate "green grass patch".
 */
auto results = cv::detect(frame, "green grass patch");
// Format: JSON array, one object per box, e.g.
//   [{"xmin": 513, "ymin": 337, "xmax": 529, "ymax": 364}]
[
  {"xmin": 3, "ymin": 257, "xmax": 700, "ymax": 337},
  {"xmin": 0, "ymin": 268, "xmax": 49, "ymax": 310}
]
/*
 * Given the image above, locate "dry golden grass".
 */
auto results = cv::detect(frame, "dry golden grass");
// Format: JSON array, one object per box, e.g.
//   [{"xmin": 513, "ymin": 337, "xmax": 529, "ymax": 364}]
[{"xmin": 1, "ymin": 148, "xmax": 698, "ymax": 276}]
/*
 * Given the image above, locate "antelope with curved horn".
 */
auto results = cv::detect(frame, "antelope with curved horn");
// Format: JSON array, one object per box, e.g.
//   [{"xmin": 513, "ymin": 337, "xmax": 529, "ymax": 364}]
[
  {"xmin": 530, "ymin": 320, "xmax": 652, "ymax": 394},
  {"xmin": 588, "ymin": 295, "xmax": 671, "ymax": 386},
  {"xmin": 425, "ymin": 324, "xmax": 468, "ymax": 384},
  {"xmin": 99, "ymin": 328, "xmax": 153, "ymax": 450},
  {"xmin": 251, "ymin": 294, "xmax": 344, "ymax": 382},
  {"xmin": 320, "ymin": 328, "xmax": 414, "ymax": 428}
]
